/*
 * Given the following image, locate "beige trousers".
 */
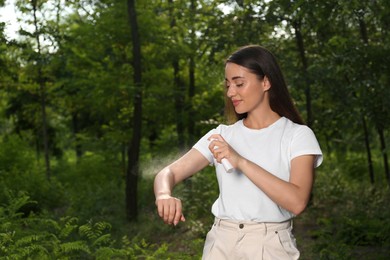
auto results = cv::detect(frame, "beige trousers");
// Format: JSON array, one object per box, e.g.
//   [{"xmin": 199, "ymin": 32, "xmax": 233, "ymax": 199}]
[{"xmin": 202, "ymin": 218, "xmax": 300, "ymax": 260}]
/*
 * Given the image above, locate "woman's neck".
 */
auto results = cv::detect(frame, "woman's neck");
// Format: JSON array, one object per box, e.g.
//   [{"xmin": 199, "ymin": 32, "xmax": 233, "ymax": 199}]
[{"xmin": 243, "ymin": 111, "xmax": 281, "ymax": 130}]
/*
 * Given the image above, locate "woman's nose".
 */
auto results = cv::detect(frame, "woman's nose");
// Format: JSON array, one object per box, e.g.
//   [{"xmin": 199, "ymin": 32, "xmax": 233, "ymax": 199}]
[{"xmin": 227, "ymin": 86, "xmax": 235, "ymax": 98}]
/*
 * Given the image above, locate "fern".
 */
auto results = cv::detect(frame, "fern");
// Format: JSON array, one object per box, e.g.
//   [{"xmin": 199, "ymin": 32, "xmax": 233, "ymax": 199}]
[
  {"xmin": 37, "ymin": 218, "xmax": 61, "ymax": 234},
  {"xmin": 95, "ymin": 221, "xmax": 112, "ymax": 233},
  {"xmin": 2, "ymin": 191, "xmax": 36, "ymax": 219},
  {"xmin": 0, "ymin": 192, "xmax": 183, "ymax": 259},
  {"xmin": 79, "ymin": 221, "xmax": 98, "ymax": 240},
  {"xmin": 14, "ymin": 234, "xmax": 41, "ymax": 246},
  {"xmin": 92, "ymin": 233, "xmax": 112, "ymax": 247},
  {"xmin": 79, "ymin": 220, "xmax": 112, "ymax": 241},
  {"xmin": 59, "ymin": 240, "xmax": 91, "ymax": 254},
  {"xmin": 4, "ymin": 243, "xmax": 48, "ymax": 260},
  {"xmin": 117, "ymin": 237, "xmax": 173, "ymax": 260},
  {"xmin": 21, "ymin": 244, "xmax": 49, "ymax": 258},
  {"xmin": 94, "ymin": 247, "xmax": 132, "ymax": 259},
  {"xmin": 58, "ymin": 216, "xmax": 79, "ymax": 239}
]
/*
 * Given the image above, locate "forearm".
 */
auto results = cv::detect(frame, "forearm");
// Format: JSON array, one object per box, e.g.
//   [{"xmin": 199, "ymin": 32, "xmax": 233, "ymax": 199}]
[
  {"xmin": 154, "ymin": 167, "xmax": 176, "ymax": 199},
  {"xmin": 154, "ymin": 149, "xmax": 209, "ymax": 199},
  {"xmin": 154, "ymin": 167, "xmax": 186, "ymax": 225},
  {"xmin": 153, "ymin": 149, "xmax": 211, "ymax": 225}
]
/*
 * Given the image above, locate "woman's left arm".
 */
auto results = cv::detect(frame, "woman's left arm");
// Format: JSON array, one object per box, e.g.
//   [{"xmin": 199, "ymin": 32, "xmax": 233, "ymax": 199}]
[
  {"xmin": 238, "ymin": 155, "xmax": 315, "ymax": 215},
  {"xmin": 209, "ymin": 134, "xmax": 315, "ymax": 215}
]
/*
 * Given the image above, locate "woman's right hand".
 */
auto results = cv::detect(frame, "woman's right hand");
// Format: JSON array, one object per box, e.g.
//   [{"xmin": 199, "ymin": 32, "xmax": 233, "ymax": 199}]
[{"xmin": 155, "ymin": 194, "xmax": 186, "ymax": 226}]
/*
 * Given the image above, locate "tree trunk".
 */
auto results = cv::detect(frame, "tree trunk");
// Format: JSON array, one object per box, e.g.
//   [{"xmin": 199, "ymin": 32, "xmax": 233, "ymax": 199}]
[
  {"xmin": 32, "ymin": 0, "xmax": 51, "ymax": 180},
  {"xmin": 357, "ymin": 13, "xmax": 376, "ymax": 184},
  {"xmin": 377, "ymin": 126, "xmax": 389, "ymax": 185},
  {"xmin": 173, "ymin": 60, "xmax": 186, "ymax": 150},
  {"xmin": 71, "ymin": 112, "xmax": 83, "ymax": 161},
  {"xmin": 188, "ymin": 56, "xmax": 196, "ymax": 145},
  {"xmin": 121, "ymin": 143, "xmax": 126, "ymax": 177},
  {"xmin": 292, "ymin": 20, "xmax": 312, "ymax": 127},
  {"xmin": 126, "ymin": 0, "xmax": 143, "ymax": 221},
  {"xmin": 362, "ymin": 115, "xmax": 375, "ymax": 184},
  {"xmin": 187, "ymin": 0, "xmax": 196, "ymax": 146},
  {"xmin": 169, "ymin": 0, "xmax": 186, "ymax": 150}
]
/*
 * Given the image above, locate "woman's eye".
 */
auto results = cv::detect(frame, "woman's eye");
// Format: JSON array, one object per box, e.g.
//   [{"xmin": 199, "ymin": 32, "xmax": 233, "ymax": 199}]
[{"xmin": 236, "ymin": 83, "xmax": 244, "ymax": 87}]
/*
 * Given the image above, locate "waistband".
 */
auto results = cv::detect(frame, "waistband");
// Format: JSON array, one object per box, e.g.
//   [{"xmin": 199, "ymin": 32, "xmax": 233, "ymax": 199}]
[{"xmin": 213, "ymin": 217, "xmax": 292, "ymax": 233}]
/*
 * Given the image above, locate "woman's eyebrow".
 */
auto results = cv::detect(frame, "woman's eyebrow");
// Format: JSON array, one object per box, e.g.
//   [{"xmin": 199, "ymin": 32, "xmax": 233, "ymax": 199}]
[{"xmin": 225, "ymin": 76, "xmax": 245, "ymax": 81}]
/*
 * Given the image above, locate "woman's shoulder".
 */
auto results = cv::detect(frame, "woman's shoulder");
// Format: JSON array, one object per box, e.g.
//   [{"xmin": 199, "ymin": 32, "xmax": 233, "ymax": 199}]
[
  {"xmin": 283, "ymin": 117, "xmax": 310, "ymax": 130},
  {"xmin": 216, "ymin": 119, "xmax": 242, "ymax": 129},
  {"xmin": 212, "ymin": 120, "xmax": 243, "ymax": 136},
  {"xmin": 282, "ymin": 117, "xmax": 317, "ymax": 138}
]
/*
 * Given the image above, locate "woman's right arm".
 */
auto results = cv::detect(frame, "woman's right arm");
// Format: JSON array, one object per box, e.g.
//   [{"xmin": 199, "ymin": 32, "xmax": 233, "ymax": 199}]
[{"xmin": 154, "ymin": 148, "xmax": 210, "ymax": 226}]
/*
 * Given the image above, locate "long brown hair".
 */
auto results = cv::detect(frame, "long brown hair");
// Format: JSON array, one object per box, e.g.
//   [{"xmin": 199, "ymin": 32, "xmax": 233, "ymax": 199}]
[{"xmin": 224, "ymin": 45, "xmax": 304, "ymax": 125}]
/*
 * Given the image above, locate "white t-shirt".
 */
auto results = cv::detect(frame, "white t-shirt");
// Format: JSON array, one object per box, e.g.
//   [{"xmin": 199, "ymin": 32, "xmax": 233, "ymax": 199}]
[{"xmin": 193, "ymin": 117, "xmax": 323, "ymax": 222}]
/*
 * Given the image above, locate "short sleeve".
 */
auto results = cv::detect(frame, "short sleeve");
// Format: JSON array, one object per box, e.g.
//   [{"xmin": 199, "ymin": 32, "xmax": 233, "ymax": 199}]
[
  {"xmin": 192, "ymin": 126, "xmax": 221, "ymax": 165},
  {"xmin": 290, "ymin": 126, "xmax": 323, "ymax": 168}
]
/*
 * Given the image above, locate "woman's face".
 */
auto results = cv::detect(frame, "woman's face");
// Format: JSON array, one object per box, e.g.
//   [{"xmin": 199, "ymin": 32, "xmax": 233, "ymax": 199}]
[{"xmin": 225, "ymin": 62, "xmax": 270, "ymax": 115}]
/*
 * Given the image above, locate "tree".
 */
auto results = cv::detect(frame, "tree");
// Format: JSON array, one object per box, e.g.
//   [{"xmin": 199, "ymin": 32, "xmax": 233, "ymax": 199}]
[
  {"xmin": 168, "ymin": 0, "xmax": 186, "ymax": 150},
  {"xmin": 9, "ymin": 0, "xmax": 57, "ymax": 179},
  {"xmin": 32, "ymin": 0, "xmax": 51, "ymax": 179},
  {"xmin": 126, "ymin": 0, "xmax": 143, "ymax": 221},
  {"xmin": 354, "ymin": 0, "xmax": 390, "ymax": 185}
]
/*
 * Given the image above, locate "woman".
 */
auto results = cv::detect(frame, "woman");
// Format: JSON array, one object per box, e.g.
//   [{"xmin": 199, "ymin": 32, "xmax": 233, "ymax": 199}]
[{"xmin": 154, "ymin": 45, "xmax": 323, "ymax": 259}]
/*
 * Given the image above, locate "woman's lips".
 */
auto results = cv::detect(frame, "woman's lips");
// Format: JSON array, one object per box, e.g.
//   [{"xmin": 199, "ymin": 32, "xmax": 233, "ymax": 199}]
[{"xmin": 232, "ymin": 100, "xmax": 241, "ymax": 107}]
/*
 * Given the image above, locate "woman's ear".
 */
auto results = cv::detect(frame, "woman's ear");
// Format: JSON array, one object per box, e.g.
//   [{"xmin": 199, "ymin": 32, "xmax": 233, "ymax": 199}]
[{"xmin": 263, "ymin": 76, "xmax": 271, "ymax": 91}]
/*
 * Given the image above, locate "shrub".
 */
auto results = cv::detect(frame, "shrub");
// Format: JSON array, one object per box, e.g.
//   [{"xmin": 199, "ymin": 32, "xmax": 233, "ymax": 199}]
[
  {"xmin": 0, "ymin": 134, "xmax": 66, "ymax": 213},
  {"xmin": 0, "ymin": 192, "xmax": 178, "ymax": 259}
]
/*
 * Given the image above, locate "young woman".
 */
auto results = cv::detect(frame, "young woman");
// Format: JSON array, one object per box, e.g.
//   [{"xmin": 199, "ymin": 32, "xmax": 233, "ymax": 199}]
[{"xmin": 154, "ymin": 45, "xmax": 323, "ymax": 259}]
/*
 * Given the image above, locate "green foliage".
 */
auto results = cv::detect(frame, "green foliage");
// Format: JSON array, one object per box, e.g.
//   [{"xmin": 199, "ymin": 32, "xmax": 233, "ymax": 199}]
[
  {"xmin": 296, "ymin": 160, "xmax": 390, "ymax": 259},
  {"xmin": 1, "ymin": 141, "xmax": 389, "ymax": 259},
  {"xmin": 0, "ymin": 192, "xmax": 180, "ymax": 259},
  {"xmin": 0, "ymin": 134, "xmax": 65, "ymax": 212},
  {"xmin": 1, "ymin": 0, "xmax": 390, "ymax": 258},
  {"xmin": 0, "ymin": 134, "xmax": 36, "ymax": 174},
  {"xmin": 55, "ymin": 153, "xmax": 125, "ymax": 222}
]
